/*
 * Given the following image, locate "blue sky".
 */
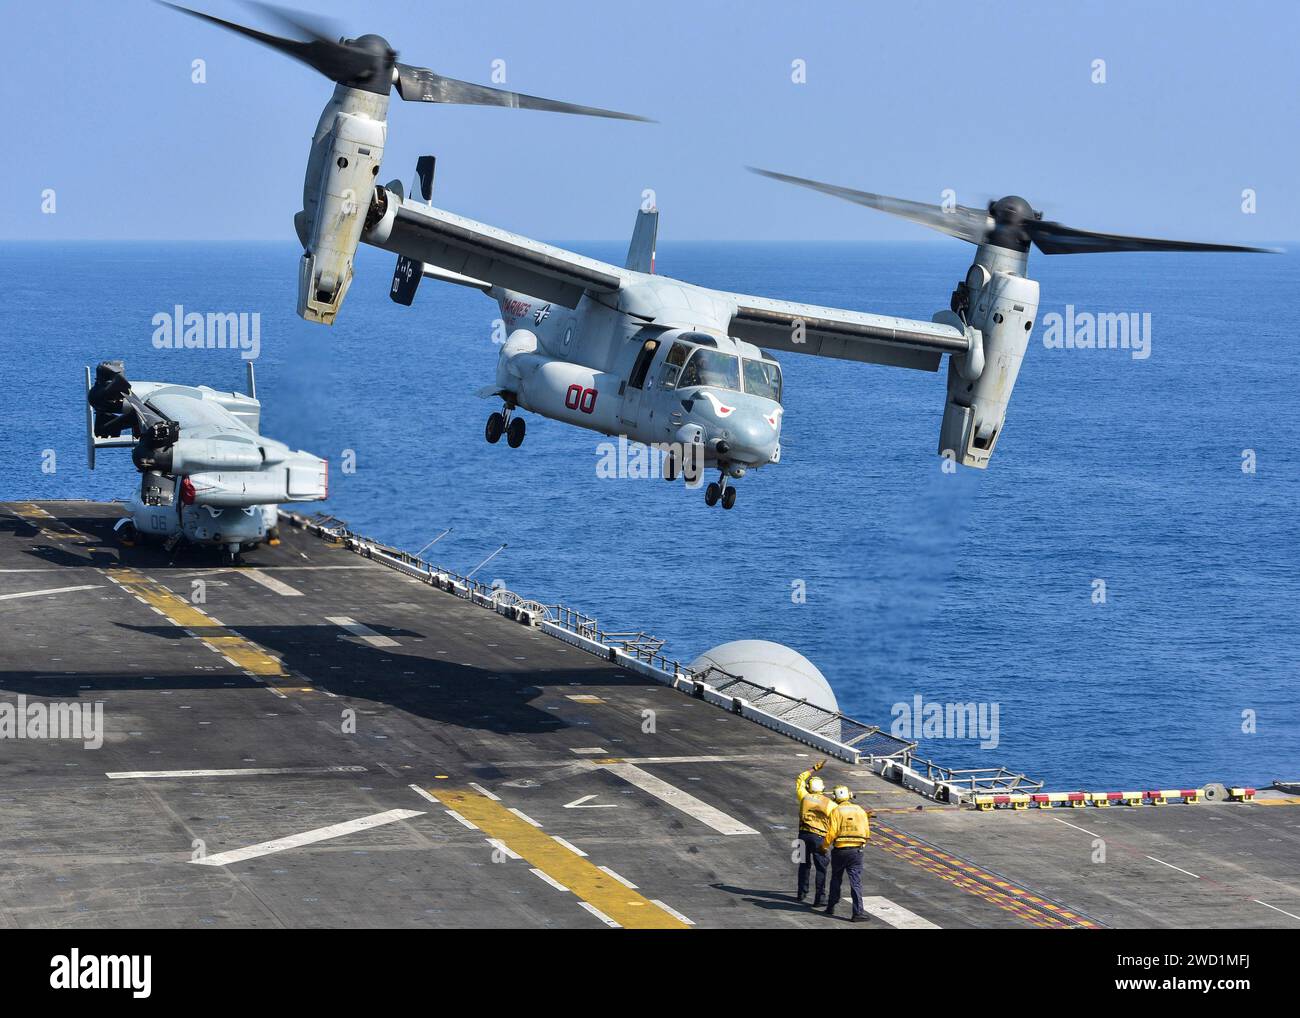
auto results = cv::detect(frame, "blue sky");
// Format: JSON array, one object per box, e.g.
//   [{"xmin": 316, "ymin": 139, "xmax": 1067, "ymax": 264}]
[{"xmin": 5, "ymin": 0, "xmax": 1297, "ymax": 242}]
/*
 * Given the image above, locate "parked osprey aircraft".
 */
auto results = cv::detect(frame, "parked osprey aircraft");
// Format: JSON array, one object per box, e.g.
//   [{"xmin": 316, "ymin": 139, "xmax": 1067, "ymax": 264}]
[
  {"xmin": 166, "ymin": 3, "xmax": 1271, "ymax": 510},
  {"xmin": 86, "ymin": 361, "xmax": 328, "ymax": 564}
]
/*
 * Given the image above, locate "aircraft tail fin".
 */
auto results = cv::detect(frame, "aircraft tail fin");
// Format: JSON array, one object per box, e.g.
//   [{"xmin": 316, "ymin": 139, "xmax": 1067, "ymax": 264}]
[{"xmin": 625, "ymin": 206, "xmax": 658, "ymax": 273}]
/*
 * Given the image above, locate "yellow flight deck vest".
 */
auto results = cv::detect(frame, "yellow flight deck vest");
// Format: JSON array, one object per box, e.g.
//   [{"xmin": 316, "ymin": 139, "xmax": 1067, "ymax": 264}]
[
  {"xmin": 824, "ymin": 802, "xmax": 870, "ymax": 849},
  {"xmin": 796, "ymin": 770, "xmax": 835, "ymax": 836}
]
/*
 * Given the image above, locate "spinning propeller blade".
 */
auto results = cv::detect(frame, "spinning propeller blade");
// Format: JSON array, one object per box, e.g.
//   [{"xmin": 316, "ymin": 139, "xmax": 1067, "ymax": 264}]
[
  {"xmin": 749, "ymin": 168, "xmax": 1277, "ymax": 255},
  {"xmin": 161, "ymin": 1, "xmax": 652, "ymax": 119}
]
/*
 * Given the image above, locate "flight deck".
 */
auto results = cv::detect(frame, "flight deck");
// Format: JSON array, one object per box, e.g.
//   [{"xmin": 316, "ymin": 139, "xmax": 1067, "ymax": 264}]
[{"xmin": 1, "ymin": 501, "xmax": 1296, "ymax": 930}]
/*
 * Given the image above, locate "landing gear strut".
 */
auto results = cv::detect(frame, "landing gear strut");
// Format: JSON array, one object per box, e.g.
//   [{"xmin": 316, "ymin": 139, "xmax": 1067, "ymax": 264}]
[
  {"xmin": 705, "ymin": 472, "xmax": 737, "ymax": 510},
  {"xmin": 486, "ymin": 402, "xmax": 526, "ymax": 448}
]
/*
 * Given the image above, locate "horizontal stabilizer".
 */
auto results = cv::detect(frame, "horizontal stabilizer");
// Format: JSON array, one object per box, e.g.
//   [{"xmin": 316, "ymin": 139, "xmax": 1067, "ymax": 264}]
[{"xmin": 625, "ymin": 207, "xmax": 658, "ymax": 273}]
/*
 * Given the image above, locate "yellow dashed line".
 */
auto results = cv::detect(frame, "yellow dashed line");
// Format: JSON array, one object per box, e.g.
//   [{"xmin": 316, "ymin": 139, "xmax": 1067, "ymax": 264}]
[
  {"xmin": 872, "ymin": 824, "xmax": 1099, "ymax": 929},
  {"xmin": 107, "ymin": 567, "xmax": 289, "ymax": 680},
  {"xmin": 431, "ymin": 788, "xmax": 688, "ymax": 930}
]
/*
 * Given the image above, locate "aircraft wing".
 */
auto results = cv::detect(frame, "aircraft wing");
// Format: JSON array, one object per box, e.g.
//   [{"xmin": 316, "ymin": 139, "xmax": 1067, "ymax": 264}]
[
  {"xmin": 373, "ymin": 196, "xmax": 628, "ymax": 309},
  {"xmin": 727, "ymin": 293, "xmax": 971, "ymax": 372}
]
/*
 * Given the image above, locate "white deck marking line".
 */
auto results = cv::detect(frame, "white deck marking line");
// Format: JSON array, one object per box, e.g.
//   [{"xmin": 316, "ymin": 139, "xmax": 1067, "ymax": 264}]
[
  {"xmin": 107, "ymin": 765, "xmax": 367, "ymax": 779},
  {"xmin": 325, "ymin": 615, "xmax": 399, "ymax": 648},
  {"xmin": 1050, "ymin": 816, "xmax": 1101, "ymax": 838},
  {"xmin": 569, "ymin": 747, "xmax": 608, "ymax": 755},
  {"xmin": 0, "ymin": 584, "xmax": 101, "ymax": 602},
  {"xmin": 649, "ymin": 900, "xmax": 695, "ymax": 925},
  {"xmin": 621, "ymin": 755, "xmax": 755, "ymax": 764},
  {"xmin": 468, "ymin": 782, "xmax": 501, "ymax": 801},
  {"xmin": 1253, "ymin": 899, "xmax": 1300, "ymax": 922},
  {"xmin": 444, "ymin": 809, "xmax": 478, "ymax": 830},
  {"xmin": 578, "ymin": 901, "xmax": 621, "ymax": 928},
  {"xmin": 1146, "ymin": 855, "xmax": 1201, "ymax": 879},
  {"xmin": 552, "ymin": 836, "xmax": 588, "ymax": 857},
  {"xmin": 857, "ymin": 895, "xmax": 941, "ymax": 929},
  {"xmin": 192, "ymin": 809, "xmax": 424, "ymax": 866},
  {"xmin": 603, "ymin": 762, "xmax": 758, "ymax": 835},
  {"xmin": 486, "ymin": 837, "xmax": 522, "ymax": 860},
  {"xmin": 530, "ymin": 868, "xmax": 569, "ymax": 891},
  {"xmin": 508, "ymin": 807, "xmax": 543, "ymax": 827},
  {"xmin": 408, "ymin": 784, "xmax": 439, "ymax": 804},
  {"xmin": 239, "ymin": 569, "xmax": 303, "ymax": 597},
  {"xmin": 598, "ymin": 865, "xmax": 638, "ymax": 888}
]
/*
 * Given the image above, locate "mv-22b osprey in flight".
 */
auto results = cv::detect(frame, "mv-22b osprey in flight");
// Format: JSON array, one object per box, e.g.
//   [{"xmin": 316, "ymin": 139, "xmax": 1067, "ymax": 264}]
[{"xmin": 166, "ymin": 3, "xmax": 1271, "ymax": 511}]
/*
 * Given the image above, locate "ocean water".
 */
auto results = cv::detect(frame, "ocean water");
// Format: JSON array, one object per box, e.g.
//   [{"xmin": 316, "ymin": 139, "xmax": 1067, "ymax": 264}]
[{"xmin": 1, "ymin": 240, "xmax": 1296, "ymax": 789}]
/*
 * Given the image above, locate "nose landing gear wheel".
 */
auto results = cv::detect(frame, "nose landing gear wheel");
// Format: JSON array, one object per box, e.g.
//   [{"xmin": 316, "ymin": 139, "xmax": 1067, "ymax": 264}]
[
  {"xmin": 704, "ymin": 482, "xmax": 721, "ymax": 506},
  {"xmin": 485, "ymin": 412, "xmax": 505, "ymax": 444},
  {"xmin": 506, "ymin": 417, "xmax": 526, "ymax": 448},
  {"xmin": 721, "ymin": 486, "xmax": 737, "ymax": 510}
]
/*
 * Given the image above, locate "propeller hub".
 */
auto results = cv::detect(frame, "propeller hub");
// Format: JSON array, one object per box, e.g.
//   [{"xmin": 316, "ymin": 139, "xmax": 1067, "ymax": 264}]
[
  {"xmin": 989, "ymin": 195, "xmax": 1036, "ymax": 225},
  {"xmin": 986, "ymin": 195, "xmax": 1038, "ymax": 252}
]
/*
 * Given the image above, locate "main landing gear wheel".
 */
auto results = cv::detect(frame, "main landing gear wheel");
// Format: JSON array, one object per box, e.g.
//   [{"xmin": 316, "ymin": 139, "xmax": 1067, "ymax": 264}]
[
  {"xmin": 704, "ymin": 482, "xmax": 721, "ymax": 506},
  {"xmin": 506, "ymin": 417, "xmax": 526, "ymax": 448},
  {"xmin": 721, "ymin": 486, "xmax": 737, "ymax": 510},
  {"xmin": 485, "ymin": 412, "xmax": 505, "ymax": 444}
]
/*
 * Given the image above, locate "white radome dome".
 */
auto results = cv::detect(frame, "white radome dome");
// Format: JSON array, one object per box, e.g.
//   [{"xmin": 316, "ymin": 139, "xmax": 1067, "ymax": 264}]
[{"xmin": 688, "ymin": 639, "xmax": 838, "ymax": 712}]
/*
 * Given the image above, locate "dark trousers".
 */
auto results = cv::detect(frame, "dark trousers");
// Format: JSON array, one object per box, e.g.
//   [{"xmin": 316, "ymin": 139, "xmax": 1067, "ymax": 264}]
[
  {"xmin": 828, "ymin": 846, "xmax": 864, "ymax": 914},
  {"xmin": 797, "ymin": 831, "xmax": 829, "ymax": 900}
]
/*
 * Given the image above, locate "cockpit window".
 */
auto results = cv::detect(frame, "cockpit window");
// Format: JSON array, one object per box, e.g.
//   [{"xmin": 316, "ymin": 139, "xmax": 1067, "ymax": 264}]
[
  {"xmin": 678, "ymin": 349, "xmax": 741, "ymax": 391},
  {"xmin": 743, "ymin": 358, "xmax": 782, "ymax": 402},
  {"xmin": 666, "ymin": 342, "xmax": 691, "ymax": 367}
]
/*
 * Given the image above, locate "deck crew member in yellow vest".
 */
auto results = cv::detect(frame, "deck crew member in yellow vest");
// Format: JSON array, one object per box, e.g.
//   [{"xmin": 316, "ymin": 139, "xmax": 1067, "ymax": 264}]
[
  {"xmin": 821, "ymin": 785, "xmax": 870, "ymax": 922},
  {"xmin": 794, "ymin": 760, "xmax": 833, "ymax": 906}
]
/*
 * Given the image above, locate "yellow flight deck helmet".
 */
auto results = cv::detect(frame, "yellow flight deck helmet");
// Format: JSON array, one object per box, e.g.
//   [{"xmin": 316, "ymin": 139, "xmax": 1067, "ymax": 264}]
[
  {"xmin": 832, "ymin": 785, "xmax": 853, "ymax": 802},
  {"xmin": 808, "ymin": 775, "xmax": 825, "ymax": 794}
]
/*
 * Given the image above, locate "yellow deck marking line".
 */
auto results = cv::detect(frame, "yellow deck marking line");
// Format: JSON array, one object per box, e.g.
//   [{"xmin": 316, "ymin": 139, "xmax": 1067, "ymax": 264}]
[
  {"xmin": 10, "ymin": 504, "xmax": 94, "ymax": 544},
  {"xmin": 107, "ymin": 567, "xmax": 288, "ymax": 679},
  {"xmin": 431, "ymin": 788, "xmax": 688, "ymax": 930},
  {"xmin": 871, "ymin": 823, "xmax": 1100, "ymax": 929},
  {"xmin": 9, "ymin": 506, "xmax": 312, "ymax": 695}
]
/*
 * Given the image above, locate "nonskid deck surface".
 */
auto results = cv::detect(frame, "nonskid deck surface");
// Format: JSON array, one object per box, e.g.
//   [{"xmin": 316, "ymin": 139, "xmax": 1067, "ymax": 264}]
[{"xmin": 0, "ymin": 501, "xmax": 1295, "ymax": 930}]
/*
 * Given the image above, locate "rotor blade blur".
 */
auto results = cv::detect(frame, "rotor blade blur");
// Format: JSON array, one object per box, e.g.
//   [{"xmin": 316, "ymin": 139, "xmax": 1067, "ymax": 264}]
[
  {"xmin": 748, "ymin": 167, "xmax": 990, "ymax": 244},
  {"xmin": 395, "ymin": 65, "xmax": 654, "ymax": 121},
  {"xmin": 158, "ymin": 2, "xmax": 372, "ymax": 83},
  {"xmin": 240, "ymin": 0, "xmax": 336, "ymax": 44},
  {"xmin": 1027, "ymin": 221, "xmax": 1278, "ymax": 255}
]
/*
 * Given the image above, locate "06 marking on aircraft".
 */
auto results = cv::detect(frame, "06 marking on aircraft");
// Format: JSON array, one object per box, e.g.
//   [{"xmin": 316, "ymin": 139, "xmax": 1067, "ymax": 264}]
[
  {"xmin": 870, "ymin": 823, "xmax": 1102, "ymax": 929},
  {"xmin": 428, "ymin": 787, "xmax": 690, "ymax": 929}
]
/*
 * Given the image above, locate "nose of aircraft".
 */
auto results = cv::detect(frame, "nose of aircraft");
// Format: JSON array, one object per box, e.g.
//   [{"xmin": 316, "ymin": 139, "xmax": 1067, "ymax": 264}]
[{"xmin": 721, "ymin": 409, "xmax": 780, "ymax": 465}]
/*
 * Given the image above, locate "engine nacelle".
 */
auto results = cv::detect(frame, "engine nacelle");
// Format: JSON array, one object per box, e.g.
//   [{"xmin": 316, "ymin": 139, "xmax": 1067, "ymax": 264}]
[
  {"xmin": 939, "ymin": 247, "xmax": 1040, "ymax": 468},
  {"xmin": 297, "ymin": 86, "xmax": 390, "ymax": 325}
]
